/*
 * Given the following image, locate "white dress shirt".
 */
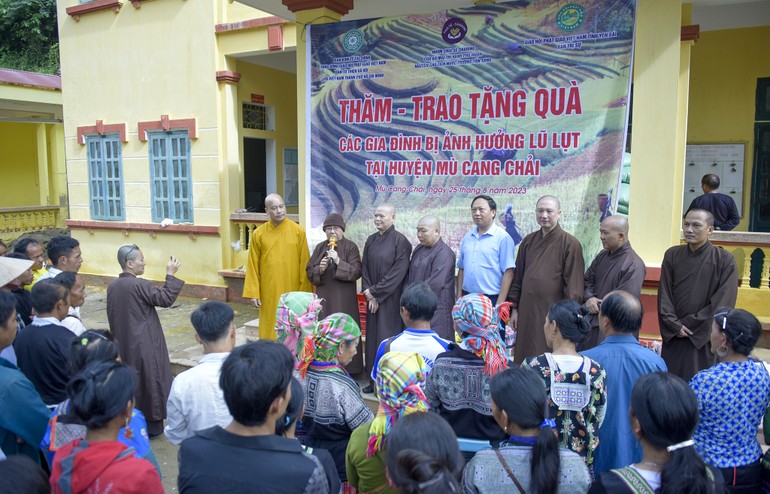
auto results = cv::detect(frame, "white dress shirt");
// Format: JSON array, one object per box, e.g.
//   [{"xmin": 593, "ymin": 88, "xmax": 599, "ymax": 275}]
[{"xmin": 164, "ymin": 352, "xmax": 232, "ymax": 445}]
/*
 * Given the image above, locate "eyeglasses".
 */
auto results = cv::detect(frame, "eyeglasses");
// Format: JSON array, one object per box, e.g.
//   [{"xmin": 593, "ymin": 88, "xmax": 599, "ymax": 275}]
[{"xmin": 122, "ymin": 244, "xmax": 138, "ymax": 265}]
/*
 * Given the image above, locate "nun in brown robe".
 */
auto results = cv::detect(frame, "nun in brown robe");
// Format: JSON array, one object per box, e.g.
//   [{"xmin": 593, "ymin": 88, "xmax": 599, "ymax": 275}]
[
  {"xmin": 307, "ymin": 213, "xmax": 364, "ymax": 374},
  {"xmin": 405, "ymin": 216, "xmax": 456, "ymax": 340},
  {"xmin": 658, "ymin": 241, "xmax": 738, "ymax": 381},
  {"xmin": 106, "ymin": 246, "xmax": 184, "ymax": 436},
  {"xmin": 509, "ymin": 197, "xmax": 584, "ymax": 364},
  {"xmin": 361, "ymin": 204, "xmax": 412, "ymax": 379}
]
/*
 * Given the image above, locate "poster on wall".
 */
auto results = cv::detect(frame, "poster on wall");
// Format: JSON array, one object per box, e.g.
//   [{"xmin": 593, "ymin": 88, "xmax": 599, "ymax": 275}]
[{"xmin": 306, "ymin": 0, "xmax": 636, "ymax": 262}]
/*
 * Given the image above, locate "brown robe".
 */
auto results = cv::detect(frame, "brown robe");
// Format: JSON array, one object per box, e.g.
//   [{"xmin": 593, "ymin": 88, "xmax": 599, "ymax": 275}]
[
  {"xmin": 307, "ymin": 236, "xmax": 364, "ymax": 374},
  {"xmin": 106, "ymin": 273, "xmax": 184, "ymax": 432},
  {"xmin": 361, "ymin": 226, "xmax": 412, "ymax": 376},
  {"xmin": 658, "ymin": 241, "xmax": 738, "ymax": 381},
  {"xmin": 581, "ymin": 242, "xmax": 646, "ymax": 350},
  {"xmin": 405, "ymin": 238, "xmax": 456, "ymax": 340},
  {"xmin": 509, "ymin": 224, "xmax": 585, "ymax": 364}
]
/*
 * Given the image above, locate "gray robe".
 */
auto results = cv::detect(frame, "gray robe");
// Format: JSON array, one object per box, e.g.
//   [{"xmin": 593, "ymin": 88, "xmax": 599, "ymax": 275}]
[
  {"xmin": 582, "ymin": 242, "xmax": 646, "ymax": 349},
  {"xmin": 106, "ymin": 273, "xmax": 184, "ymax": 426},
  {"xmin": 658, "ymin": 241, "xmax": 738, "ymax": 381},
  {"xmin": 361, "ymin": 226, "xmax": 412, "ymax": 376},
  {"xmin": 405, "ymin": 238, "xmax": 456, "ymax": 340}
]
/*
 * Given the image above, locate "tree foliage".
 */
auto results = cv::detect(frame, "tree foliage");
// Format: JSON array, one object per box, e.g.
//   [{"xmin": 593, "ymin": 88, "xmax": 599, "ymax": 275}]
[{"xmin": 0, "ymin": 0, "xmax": 59, "ymax": 74}]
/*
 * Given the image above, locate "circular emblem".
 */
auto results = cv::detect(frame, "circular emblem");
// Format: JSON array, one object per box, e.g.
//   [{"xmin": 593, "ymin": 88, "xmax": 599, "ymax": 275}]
[
  {"xmin": 343, "ymin": 29, "xmax": 365, "ymax": 53},
  {"xmin": 442, "ymin": 17, "xmax": 468, "ymax": 44},
  {"xmin": 556, "ymin": 3, "xmax": 585, "ymax": 31}
]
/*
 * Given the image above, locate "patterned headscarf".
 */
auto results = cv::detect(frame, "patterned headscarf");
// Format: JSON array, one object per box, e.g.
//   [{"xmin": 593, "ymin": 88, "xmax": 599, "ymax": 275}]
[
  {"xmin": 367, "ymin": 352, "xmax": 429, "ymax": 456},
  {"xmin": 452, "ymin": 294, "xmax": 510, "ymax": 376},
  {"xmin": 297, "ymin": 313, "xmax": 361, "ymax": 378},
  {"xmin": 274, "ymin": 292, "xmax": 323, "ymax": 359}
]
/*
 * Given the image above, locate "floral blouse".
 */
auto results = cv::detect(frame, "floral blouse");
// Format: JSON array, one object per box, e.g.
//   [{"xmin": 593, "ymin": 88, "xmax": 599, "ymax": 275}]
[{"xmin": 524, "ymin": 354, "xmax": 607, "ymax": 468}]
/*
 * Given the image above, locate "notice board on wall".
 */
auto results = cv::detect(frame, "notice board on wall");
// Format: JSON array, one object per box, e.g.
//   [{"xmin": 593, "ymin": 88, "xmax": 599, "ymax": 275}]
[{"xmin": 683, "ymin": 143, "xmax": 745, "ymax": 216}]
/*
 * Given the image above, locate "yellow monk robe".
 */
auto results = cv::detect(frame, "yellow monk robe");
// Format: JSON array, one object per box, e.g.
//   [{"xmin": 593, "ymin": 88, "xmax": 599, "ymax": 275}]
[{"xmin": 243, "ymin": 219, "xmax": 312, "ymax": 340}]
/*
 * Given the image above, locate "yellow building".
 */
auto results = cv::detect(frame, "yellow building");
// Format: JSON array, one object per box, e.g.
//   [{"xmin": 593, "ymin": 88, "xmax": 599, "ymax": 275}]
[
  {"xmin": 0, "ymin": 68, "xmax": 67, "ymax": 243},
  {"xmin": 56, "ymin": 0, "xmax": 770, "ymax": 324}
]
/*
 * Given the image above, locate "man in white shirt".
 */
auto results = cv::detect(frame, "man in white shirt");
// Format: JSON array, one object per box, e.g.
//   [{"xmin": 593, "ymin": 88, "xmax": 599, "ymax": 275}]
[
  {"xmin": 53, "ymin": 272, "xmax": 87, "ymax": 336},
  {"xmin": 370, "ymin": 282, "xmax": 451, "ymax": 382},
  {"xmin": 37, "ymin": 236, "xmax": 83, "ymax": 283},
  {"xmin": 164, "ymin": 301, "xmax": 235, "ymax": 444}
]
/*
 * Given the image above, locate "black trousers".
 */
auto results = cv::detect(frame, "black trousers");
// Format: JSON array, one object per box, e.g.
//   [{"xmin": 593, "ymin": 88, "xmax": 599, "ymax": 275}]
[{"xmin": 720, "ymin": 459, "xmax": 761, "ymax": 494}]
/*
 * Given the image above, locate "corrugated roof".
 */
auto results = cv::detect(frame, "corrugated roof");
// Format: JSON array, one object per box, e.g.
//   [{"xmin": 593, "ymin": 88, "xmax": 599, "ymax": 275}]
[{"xmin": 0, "ymin": 67, "xmax": 61, "ymax": 90}]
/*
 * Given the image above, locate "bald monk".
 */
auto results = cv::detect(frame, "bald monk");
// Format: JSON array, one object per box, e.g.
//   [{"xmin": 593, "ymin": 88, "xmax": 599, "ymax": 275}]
[
  {"xmin": 243, "ymin": 194, "xmax": 311, "ymax": 340},
  {"xmin": 404, "ymin": 215, "xmax": 456, "ymax": 340},
  {"xmin": 581, "ymin": 216, "xmax": 646, "ymax": 350},
  {"xmin": 361, "ymin": 204, "xmax": 412, "ymax": 390},
  {"xmin": 509, "ymin": 195, "xmax": 585, "ymax": 363},
  {"xmin": 658, "ymin": 209, "xmax": 738, "ymax": 381}
]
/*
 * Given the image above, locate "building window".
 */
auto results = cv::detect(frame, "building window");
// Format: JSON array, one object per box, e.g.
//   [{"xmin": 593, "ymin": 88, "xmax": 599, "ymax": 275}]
[
  {"xmin": 283, "ymin": 148, "xmax": 299, "ymax": 206},
  {"xmin": 242, "ymin": 102, "xmax": 275, "ymax": 131},
  {"xmin": 86, "ymin": 134, "xmax": 125, "ymax": 220},
  {"xmin": 149, "ymin": 131, "xmax": 193, "ymax": 223}
]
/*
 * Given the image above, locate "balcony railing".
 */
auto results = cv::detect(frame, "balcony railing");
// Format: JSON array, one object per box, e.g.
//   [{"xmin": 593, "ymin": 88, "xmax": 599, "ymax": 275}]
[
  {"xmin": 228, "ymin": 212, "xmax": 301, "ymax": 268},
  {"xmin": 0, "ymin": 206, "xmax": 60, "ymax": 238}
]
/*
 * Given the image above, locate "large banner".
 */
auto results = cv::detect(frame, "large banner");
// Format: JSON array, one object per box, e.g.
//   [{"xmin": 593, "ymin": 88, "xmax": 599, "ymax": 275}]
[{"xmin": 306, "ymin": 0, "xmax": 635, "ymax": 262}]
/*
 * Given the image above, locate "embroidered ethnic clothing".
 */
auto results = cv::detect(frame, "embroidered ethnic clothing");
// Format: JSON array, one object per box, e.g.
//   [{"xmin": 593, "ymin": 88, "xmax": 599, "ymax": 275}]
[{"xmin": 524, "ymin": 354, "xmax": 607, "ymax": 467}]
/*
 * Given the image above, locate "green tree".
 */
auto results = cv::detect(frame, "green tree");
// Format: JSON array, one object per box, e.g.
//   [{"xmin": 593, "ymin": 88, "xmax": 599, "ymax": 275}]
[{"xmin": 0, "ymin": 0, "xmax": 59, "ymax": 74}]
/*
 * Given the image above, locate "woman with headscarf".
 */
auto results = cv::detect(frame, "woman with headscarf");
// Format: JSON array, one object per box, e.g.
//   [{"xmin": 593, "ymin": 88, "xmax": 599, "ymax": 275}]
[
  {"xmin": 346, "ymin": 352, "xmax": 429, "ymax": 493},
  {"xmin": 425, "ymin": 294, "xmax": 510, "ymax": 445},
  {"xmin": 297, "ymin": 312, "xmax": 374, "ymax": 483},
  {"xmin": 274, "ymin": 291, "xmax": 323, "ymax": 360}
]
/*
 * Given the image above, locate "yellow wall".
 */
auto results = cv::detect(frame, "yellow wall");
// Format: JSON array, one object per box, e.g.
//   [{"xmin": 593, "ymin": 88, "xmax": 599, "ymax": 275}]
[
  {"xmin": 57, "ymin": 0, "xmax": 224, "ymax": 284},
  {"xmin": 0, "ymin": 122, "xmax": 42, "ymax": 207},
  {"xmin": 235, "ymin": 61, "xmax": 298, "ymax": 212},
  {"xmin": 687, "ymin": 26, "xmax": 770, "ymax": 231}
]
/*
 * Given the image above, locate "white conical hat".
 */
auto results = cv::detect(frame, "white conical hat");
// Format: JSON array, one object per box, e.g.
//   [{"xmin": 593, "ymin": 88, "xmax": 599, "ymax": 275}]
[{"xmin": 0, "ymin": 256, "xmax": 34, "ymax": 287}]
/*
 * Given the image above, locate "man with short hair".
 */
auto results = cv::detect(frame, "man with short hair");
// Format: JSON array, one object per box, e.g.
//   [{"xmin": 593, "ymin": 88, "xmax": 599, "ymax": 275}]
[
  {"xmin": 582, "ymin": 216, "xmax": 646, "ymax": 350},
  {"xmin": 178, "ymin": 340, "xmax": 330, "ymax": 493},
  {"xmin": 509, "ymin": 195, "xmax": 585, "ymax": 363},
  {"xmin": 0, "ymin": 291, "xmax": 51, "ymax": 465},
  {"xmin": 371, "ymin": 282, "xmax": 451, "ymax": 380},
  {"xmin": 37, "ymin": 236, "xmax": 82, "ymax": 282},
  {"xmin": 658, "ymin": 209, "xmax": 738, "ymax": 381},
  {"xmin": 361, "ymin": 203, "xmax": 412, "ymax": 390},
  {"xmin": 53, "ymin": 272, "xmax": 87, "ymax": 336},
  {"xmin": 12, "ymin": 238, "xmax": 47, "ymax": 286},
  {"xmin": 405, "ymin": 216, "xmax": 456, "ymax": 340},
  {"xmin": 457, "ymin": 195, "xmax": 515, "ymax": 306},
  {"xmin": 582, "ymin": 290, "xmax": 667, "ymax": 475},
  {"xmin": 13, "ymin": 280, "xmax": 76, "ymax": 405},
  {"xmin": 243, "ymin": 194, "xmax": 312, "ymax": 341},
  {"xmin": 165, "ymin": 301, "xmax": 235, "ymax": 445},
  {"xmin": 686, "ymin": 173, "xmax": 740, "ymax": 231},
  {"xmin": 107, "ymin": 244, "xmax": 184, "ymax": 436}
]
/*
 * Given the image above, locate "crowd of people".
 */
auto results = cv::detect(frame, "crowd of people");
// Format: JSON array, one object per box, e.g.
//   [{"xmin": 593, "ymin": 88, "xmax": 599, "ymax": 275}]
[{"xmin": 0, "ymin": 185, "xmax": 767, "ymax": 493}]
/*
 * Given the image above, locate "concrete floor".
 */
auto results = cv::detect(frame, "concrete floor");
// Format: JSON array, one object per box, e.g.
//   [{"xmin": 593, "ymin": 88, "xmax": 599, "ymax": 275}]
[{"xmin": 79, "ymin": 285, "xmax": 257, "ymax": 492}]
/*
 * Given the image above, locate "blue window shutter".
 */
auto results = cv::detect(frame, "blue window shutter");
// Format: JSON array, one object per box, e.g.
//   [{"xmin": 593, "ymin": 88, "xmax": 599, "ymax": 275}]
[
  {"xmin": 148, "ymin": 130, "xmax": 193, "ymax": 223},
  {"xmin": 86, "ymin": 134, "xmax": 124, "ymax": 220}
]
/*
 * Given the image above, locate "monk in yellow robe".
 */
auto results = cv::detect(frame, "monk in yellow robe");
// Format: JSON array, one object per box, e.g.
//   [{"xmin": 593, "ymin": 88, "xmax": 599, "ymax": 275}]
[{"xmin": 243, "ymin": 194, "xmax": 312, "ymax": 340}]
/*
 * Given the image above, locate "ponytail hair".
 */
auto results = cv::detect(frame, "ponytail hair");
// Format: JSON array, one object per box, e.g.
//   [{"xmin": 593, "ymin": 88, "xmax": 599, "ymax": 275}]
[
  {"xmin": 491, "ymin": 367, "xmax": 559, "ymax": 494},
  {"xmin": 631, "ymin": 372, "xmax": 713, "ymax": 494},
  {"xmin": 547, "ymin": 299, "xmax": 590, "ymax": 344},
  {"xmin": 65, "ymin": 360, "xmax": 137, "ymax": 429},
  {"xmin": 386, "ymin": 412, "xmax": 464, "ymax": 493}
]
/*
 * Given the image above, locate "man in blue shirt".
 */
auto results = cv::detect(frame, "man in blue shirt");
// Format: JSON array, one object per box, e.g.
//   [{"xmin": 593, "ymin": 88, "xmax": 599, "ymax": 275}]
[
  {"xmin": 456, "ymin": 195, "xmax": 515, "ymax": 305},
  {"xmin": 686, "ymin": 173, "xmax": 740, "ymax": 231},
  {"xmin": 581, "ymin": 290, "xmax": 667, "ymax": 475}
]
